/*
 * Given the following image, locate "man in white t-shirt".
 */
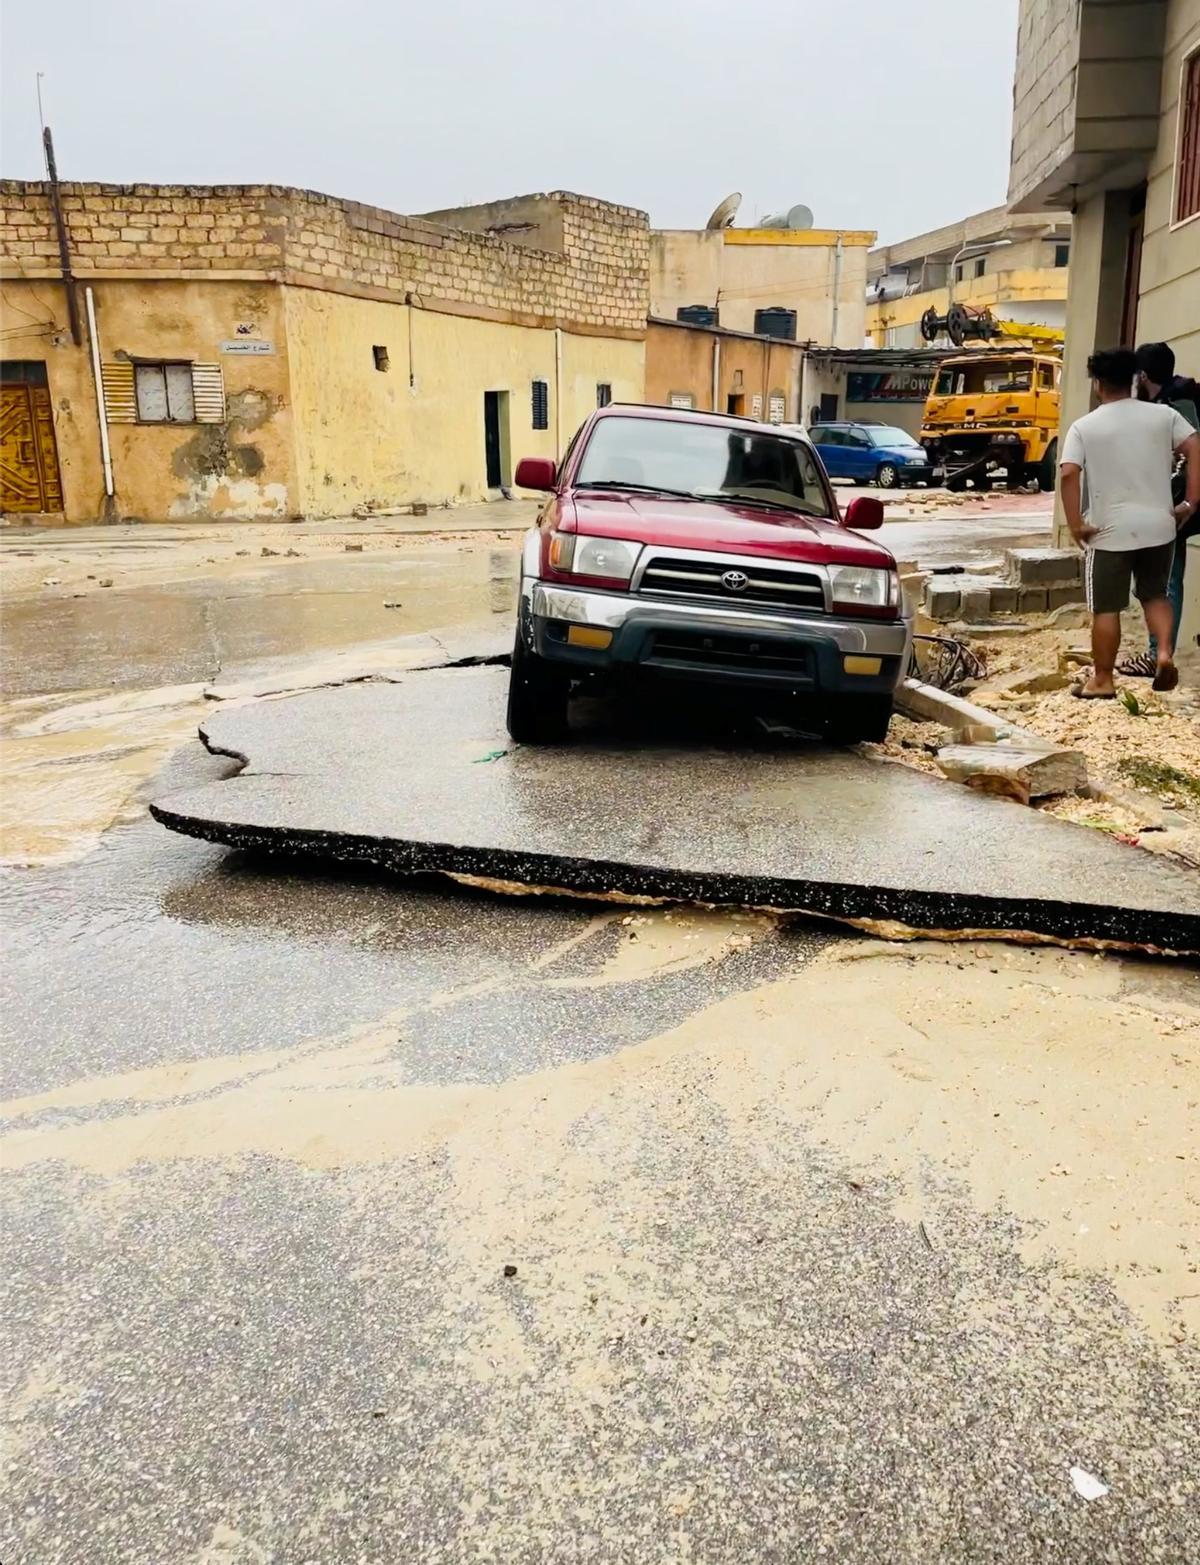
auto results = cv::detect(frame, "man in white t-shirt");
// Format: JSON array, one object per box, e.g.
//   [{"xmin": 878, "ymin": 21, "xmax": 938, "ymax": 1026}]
[{"xmin": 1060, "ymin": 347, "xmax": 1200, "ymax": 698}]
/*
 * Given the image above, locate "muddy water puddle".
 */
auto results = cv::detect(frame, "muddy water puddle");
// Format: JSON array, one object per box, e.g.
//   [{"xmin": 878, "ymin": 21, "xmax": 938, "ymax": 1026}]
[{"xmin": 2, "ymin": 547, "xmax": 519, "ymax": 698}]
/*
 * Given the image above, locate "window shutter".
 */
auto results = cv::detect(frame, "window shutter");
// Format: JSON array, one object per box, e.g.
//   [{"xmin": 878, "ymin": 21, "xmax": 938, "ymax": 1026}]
[
  {"xmin": 531, "ymin": 379, "xmax": 549, "ymax": 430},
  {"xmin": 191, "ymin": 362, "xmax": 225, "ymax": 423},
  {"xmin": 100, "ymin": 362, "xmax": 137, "ymax": 423}
]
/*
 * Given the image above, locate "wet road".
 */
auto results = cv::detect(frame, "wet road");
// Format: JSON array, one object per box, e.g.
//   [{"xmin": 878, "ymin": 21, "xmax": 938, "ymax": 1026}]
[{"xmin": 5, "ymin": 506, "xmax": 1200, "ymax": 1563}]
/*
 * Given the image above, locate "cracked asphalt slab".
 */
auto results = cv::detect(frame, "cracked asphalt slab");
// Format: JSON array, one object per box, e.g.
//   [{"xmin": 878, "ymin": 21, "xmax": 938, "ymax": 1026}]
[{"xmin": 151, "ymin": 665, "xmax": 1200, "ymax": 951}]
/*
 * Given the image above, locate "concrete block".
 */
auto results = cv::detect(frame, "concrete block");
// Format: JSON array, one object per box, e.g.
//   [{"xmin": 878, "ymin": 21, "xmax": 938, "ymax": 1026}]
[
  {"xmin": 1047, "ymin": 582, "xmax": 1085, "ymax": 609},
  {"xmin": 936, "ymin": 741, "xmax": 1088, "ymax": 803},
  {"xmin": 1019, "ymin": 586, "xmax": 1049, "ymax": 613},
  {"xmin": 987, "ymin": 584, "xmax": 1020, "ymax": 614},
  {"xmin": 1006, "ymin": 548, "xmax": 1082, "ymax": 586},
  {"xmin": 958, "ymin": 584, "xmax": 993, "ymax": 621},
  {"xmin": 924, "ymin": 582, "xmax": 962, "ymax": 621}
]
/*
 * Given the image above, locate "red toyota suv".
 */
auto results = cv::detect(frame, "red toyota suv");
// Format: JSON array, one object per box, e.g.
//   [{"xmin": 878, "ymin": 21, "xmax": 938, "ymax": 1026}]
[{"xmin": 507, "ymin": 403, "xmax": 910, "ymax": 744}]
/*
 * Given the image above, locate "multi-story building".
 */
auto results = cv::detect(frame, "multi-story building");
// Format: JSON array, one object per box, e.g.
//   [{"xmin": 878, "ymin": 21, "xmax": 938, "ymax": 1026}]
[
  {"xmin": 1008, "ymin": 0, "xmax": 1199, "ymax": 428},
  {"xmin": 0, "ymin": 183, "xmax": 648, "ymax": 523},
  {"xmin": 866, "ymin": 205, "xmax": 1071, "ymax": 348}
]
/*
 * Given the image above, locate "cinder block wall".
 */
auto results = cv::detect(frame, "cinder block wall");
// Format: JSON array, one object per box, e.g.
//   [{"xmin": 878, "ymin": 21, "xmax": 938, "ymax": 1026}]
[
  {"xmin": 1008, "ymin": 0, "xmax": 1080, "ymax": 208},
  {"xmin": 0, "ymin": 183, "xmax": 649, "ymax": 336}
]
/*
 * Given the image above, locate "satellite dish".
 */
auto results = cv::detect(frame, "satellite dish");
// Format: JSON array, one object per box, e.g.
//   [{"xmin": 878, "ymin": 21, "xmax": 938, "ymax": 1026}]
[
  {"xmin": 759, "ymin": 212, "xmax": 789, "ymax": 229},
  {"xmin": 705, "ymin": 191, "xmax": 742, "ymax": 230},
  {"xmin": 786, "ymin": 203, "xmax": 814, "ymax": 230}
]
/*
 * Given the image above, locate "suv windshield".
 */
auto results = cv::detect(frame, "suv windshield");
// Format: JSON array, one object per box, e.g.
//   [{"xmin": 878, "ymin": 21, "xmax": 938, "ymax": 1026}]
[
  {"xmin": 575, "ymin": 416, "xmax": 830, "ymax": 515},
  {"xmin": 935, "ymin": 361, "xmax": 1034, "ymax": 396},
  {"xmin": 868, "ymin": 427, "xmax": 919, "ymax": 448}
]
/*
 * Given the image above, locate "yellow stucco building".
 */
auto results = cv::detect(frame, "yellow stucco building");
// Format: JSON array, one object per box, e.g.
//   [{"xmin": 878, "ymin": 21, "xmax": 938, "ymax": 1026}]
[{"xmin": 0, "ymin": 184, "xmax": 647, "ymax": 524}]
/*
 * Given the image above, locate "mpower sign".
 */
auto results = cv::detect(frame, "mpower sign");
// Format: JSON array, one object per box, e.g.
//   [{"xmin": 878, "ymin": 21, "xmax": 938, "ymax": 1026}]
[{"xmin": 846, "ymin": 371, "xmax": 934, "ymax": 404}]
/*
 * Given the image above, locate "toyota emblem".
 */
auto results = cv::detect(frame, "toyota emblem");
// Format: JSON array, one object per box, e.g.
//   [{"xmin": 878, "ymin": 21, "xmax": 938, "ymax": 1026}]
[{"xmin": 721, "ymin": 569, "xmax": 749, "ymax": 593}]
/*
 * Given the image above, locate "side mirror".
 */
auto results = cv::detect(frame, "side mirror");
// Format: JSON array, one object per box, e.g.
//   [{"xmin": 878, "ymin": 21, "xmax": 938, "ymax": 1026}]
[
  {"xmin": 515, "ymin": 456, "xmax": 558, "ymax": 492},
  {"xmin": 844, "ymin": 495, "xmax": 884, "ymax": 531}
]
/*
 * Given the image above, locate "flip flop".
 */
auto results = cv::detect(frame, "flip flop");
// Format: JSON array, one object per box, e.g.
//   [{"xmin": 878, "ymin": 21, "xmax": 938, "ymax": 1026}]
[
  {"xmin": 1151, "ymin": 662, "xmax": 1179, "ymax": 692},
  {"xmin": 1069, "ymin": 683, "xmax": 1116, "ymax": 700}
]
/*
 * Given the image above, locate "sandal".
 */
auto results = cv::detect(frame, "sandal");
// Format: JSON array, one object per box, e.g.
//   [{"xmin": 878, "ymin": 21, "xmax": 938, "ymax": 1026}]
[
  {"xmin": 1152, "ymin": 661, "xmax": 1179, "ymax": 692},
  {"xmin": 1070, "ymin": 682, "xmax": 1116, "ymax": 700},
  {"xmin": 1117, "ymin": 651, "xmax": 1156, "ymax": 678}
]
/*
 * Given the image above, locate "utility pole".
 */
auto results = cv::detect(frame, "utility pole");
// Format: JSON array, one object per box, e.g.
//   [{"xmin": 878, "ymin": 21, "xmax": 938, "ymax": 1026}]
[{"xmin": 42, "ymin": 125, "xmax": 83, "ymax": 346}]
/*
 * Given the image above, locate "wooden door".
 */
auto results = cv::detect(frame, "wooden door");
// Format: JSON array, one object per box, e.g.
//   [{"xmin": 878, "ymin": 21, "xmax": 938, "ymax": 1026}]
[{"xmin": 1, "ymin": 371, "xmax": 64, "ymax": 514}]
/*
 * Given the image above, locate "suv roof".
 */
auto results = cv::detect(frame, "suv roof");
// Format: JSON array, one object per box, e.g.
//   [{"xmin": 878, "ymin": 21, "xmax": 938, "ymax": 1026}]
[{"xmin": 598, "ymin": 402, "xmax": 813, "ymax": 439}]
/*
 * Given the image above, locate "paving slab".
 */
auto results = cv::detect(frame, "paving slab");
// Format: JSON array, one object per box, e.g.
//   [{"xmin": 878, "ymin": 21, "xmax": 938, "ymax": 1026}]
[{"xmin": 151, "ymin": 667, "xmax": 1200, "ymax": 952}]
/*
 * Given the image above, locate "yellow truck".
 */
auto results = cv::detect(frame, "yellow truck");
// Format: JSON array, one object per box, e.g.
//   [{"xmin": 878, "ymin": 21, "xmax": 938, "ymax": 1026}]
[
  {"xmin": 918, "ymin": 350, "xmax": 1062, "ymax": 491},
  {"xmin": 917, "ymin": 305, "xmax": 1064, "ymax": 491}
]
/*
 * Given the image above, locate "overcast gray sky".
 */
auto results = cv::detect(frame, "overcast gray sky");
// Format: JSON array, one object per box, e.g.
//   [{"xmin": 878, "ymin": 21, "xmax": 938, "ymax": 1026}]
[{"xmin": 1, "ymin": 0, "xmax": 1018, "ymax": 245}]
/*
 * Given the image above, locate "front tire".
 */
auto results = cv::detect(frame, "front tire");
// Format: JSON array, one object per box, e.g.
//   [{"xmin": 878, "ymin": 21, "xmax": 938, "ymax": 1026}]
[
  {"xmin": 876, "ymin": 463, "xmax": 900, "ymax": 489},
  {"xmin": 506, "ymin": 621, "xmax": 569, "ymax": 743},
  {"xmin": 823, "ymin": 695, "xmax": 893, "ymax": 745}
]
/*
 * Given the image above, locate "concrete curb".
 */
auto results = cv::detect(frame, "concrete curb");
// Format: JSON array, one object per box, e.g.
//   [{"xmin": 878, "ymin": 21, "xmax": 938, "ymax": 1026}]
[{"xmin": 895, "ymin": 678, "xmax": 1024, "ymax": 741}]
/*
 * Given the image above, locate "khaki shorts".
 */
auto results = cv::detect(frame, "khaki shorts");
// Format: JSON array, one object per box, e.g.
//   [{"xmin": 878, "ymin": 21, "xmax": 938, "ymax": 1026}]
[{"xmin": 1084, "ymin": 541, "xmax": 1175, "ymax": 615}]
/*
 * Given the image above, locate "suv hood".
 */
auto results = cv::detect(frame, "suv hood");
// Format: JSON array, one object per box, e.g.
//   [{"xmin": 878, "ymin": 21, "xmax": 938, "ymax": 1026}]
[{"xmin": 566, "ymin": 492, "xmax": 893, "ymax": 568}]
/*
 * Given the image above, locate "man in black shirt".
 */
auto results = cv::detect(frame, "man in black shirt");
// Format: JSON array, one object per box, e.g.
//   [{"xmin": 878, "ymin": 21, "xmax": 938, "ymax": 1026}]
[{"xmin": 1118, "ymin": 341, "xmax": 1200, "ymax": 677}]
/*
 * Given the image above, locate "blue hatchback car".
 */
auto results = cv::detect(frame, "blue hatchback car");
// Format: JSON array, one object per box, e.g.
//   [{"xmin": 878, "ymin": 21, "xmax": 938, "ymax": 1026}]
[{"xmin": 807, "ymin": 421, "xmax": 936, "ymax": 489}]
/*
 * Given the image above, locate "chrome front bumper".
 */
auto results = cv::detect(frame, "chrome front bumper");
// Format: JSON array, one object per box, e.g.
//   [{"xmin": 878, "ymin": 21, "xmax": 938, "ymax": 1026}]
[{"xmin": 529, "ymin": 582, "xmax": 911, "ymax": 659}]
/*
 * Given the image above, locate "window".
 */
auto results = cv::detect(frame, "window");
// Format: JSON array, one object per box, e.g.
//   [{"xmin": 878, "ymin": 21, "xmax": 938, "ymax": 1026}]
[
  {"xmin": 869, "ymin": 427, "xmax": 921, "ymax": 448},
  {"xmin": 974, "ymin": 256, "xmax": 987, "ymax": 278},
  {"xmin": 373, "ymin": 345, "xmax": 390, "ymax": 372},
  {"xmin": 954, "ymin": 264, "xmax": 964, "ymax": 283},
  {"xmin": 135, "ymin": 362, "xmax": 195, "ymax": 423},
  {"xmin": 1176, "ymin": 46, "xmax": 1200, "ymax": 222},
  {"xmin": 575, "ymin": 416, "xmax": 831, "ymax": 516},
  {"xmin": 1053, "ymin": 243, "xmax": 1069, "ymax": 268},
  {"xmin": 1037, "ymin": 364, "xmax": 1055, "ymax": 389},
  {"xmin": 815, "ymin": 427, "xmax": 844, "ymax": 445},
  {"xmin": 596, "ymin": 382, "xmax": 612, "ymax": 408},
  {"xmin": 531, "ymin": 378, "xmax": 549, "ymax": 430},
  {"xmin": 844, "ymin": 429, "xmax": 870, "ymax": 448}
]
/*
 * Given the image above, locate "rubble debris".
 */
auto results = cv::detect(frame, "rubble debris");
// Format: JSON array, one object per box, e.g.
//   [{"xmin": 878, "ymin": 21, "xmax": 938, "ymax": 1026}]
[
  {"xmin": 1069, "ymin": 1467, "xmax": 1109, "ymax": 1502},
  {"xmin": 936, "ymin": 741, "xmax": 1087, "ymax": 805}
]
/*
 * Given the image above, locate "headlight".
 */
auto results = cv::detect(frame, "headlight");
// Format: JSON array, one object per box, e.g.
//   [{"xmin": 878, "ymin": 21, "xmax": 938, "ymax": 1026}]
[
  {"xmin": 549, "ymin": 534, "xmax": 642, "ymax": 583},
  {"xmin": 829, "ymin": 564, "xmax": 896, "ymax": 610}
]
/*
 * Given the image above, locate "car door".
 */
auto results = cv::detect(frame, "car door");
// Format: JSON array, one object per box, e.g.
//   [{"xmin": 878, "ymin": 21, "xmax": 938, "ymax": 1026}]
[
  {"xmin": 841, "ymin": 426, "xmax": 873, "ymax": 481},
  {"xmin": 811, "ymin": 425, "xmax": 846, "ymax": 478}
]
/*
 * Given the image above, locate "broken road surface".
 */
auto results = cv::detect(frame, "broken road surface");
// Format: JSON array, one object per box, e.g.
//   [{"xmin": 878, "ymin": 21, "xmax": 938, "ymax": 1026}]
[{"xmin": 151, "ymin": 665, "xmax": 1200, "ymax": 952}]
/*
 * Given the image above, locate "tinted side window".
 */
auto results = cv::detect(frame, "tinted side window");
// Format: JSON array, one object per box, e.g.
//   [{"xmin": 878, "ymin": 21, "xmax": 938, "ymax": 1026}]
[
  {"xmin": 844, "ymin": 430, "xmax": 870, "ymax": 448},
  {"xmin": 817, "ymin": 428, "xmax": 844, "ymax": 446}
]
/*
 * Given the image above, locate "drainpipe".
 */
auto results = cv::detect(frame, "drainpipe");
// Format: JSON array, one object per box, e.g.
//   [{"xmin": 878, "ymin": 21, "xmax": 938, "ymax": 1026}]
[
  {"xmin": 84, "ymin": 286, "xmax": 114, "ymax": 507},
  {"xmin": 830, "ymin": 233, "xmax": 844, "ymax": 347},
  {"xmin": 711, "ymin": 335, "xmax": 721, "ymax": 412},
  {"xmin": 554, "ymin": 327, "xmax": 564, "ymax": 458}
]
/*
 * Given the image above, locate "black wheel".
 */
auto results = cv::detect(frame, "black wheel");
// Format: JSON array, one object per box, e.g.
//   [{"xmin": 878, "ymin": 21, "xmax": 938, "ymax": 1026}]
[
  {"xmin": 1036, "ymin": 438, "xmax": 1058, "ymax": 493},
  {"xmin": 876, "ymin": 463, "xmax": 900, "ymax": 489},
  {"xmin": 823, "ymin": 695, "xmax": 893, "ymax": 745},
  {"xmin": 506, "ymin": 621, "xmax": 569, "ymax": 743}
]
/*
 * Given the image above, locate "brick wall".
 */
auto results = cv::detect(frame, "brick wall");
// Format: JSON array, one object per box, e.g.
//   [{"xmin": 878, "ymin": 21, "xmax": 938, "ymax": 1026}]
[
  {"xmin": 0, "ymin": 182, "xmax": 649, "ymax": 335},
  {"xmin": 1008, "ymin": 0, "xmax": 1080, "ymax": 207}
]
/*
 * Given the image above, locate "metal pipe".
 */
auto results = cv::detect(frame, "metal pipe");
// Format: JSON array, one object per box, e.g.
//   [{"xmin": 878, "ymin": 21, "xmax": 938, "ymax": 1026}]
[
  {"xmin": 43, "ymin": 126, "xmax": 82, "ymax": 346},
  {"xmin": 711, "ymin": 335, "xmax": 721, "ymax": 412},
  {"xmin": 830, "ymin": 234, "xmax": 844, "ymax": 346},
  {"xmin": 84, "ymin": 286, "xmax": 113, "ymax": 499},
  {"xmin": 554, "ymin": 327, "xmax": 564, "ymax": 457}
]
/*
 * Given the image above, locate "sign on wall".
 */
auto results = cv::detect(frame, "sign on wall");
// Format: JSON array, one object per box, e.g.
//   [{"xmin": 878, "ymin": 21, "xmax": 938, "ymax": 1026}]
[
  {"xmin": 767, "ymin": 393, "xmax": 786, "ymax": 425},
  {"xmin": 669, "ymin": 392, "xmax": 695, "ymax": 409},
  {"xmin": 846, "ymin": 370, "xmax": 933, "ymax": 403},
  {"xmin": 220, "ymin": 340, "xmax": 275, "ymax": 356}
]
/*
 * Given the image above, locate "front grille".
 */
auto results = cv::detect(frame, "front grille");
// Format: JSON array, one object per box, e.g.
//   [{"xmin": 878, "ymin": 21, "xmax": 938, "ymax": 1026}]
[
  {"xmin": 638, "ymin": 554, "xmax": 825, "ymax": 613},
  {"xmin": 647, "ymin": 629, "xmax": 813, "ymax": 679}
]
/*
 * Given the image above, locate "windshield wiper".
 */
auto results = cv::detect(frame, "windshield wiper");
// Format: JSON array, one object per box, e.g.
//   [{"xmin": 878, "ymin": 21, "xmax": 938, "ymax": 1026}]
[
  {"xmin": 696, "ymin": 490, "xmax": 824, "ymax": 517},
  {"xmin": 575, "ymin": 480, "xmax": 700, "ymax": 500}
]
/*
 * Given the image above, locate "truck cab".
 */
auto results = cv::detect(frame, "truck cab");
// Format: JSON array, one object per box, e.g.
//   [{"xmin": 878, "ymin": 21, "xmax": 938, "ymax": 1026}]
[{"xmin": 919, "ymin": 351, "xmax": 1061, "ymax": 491}]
